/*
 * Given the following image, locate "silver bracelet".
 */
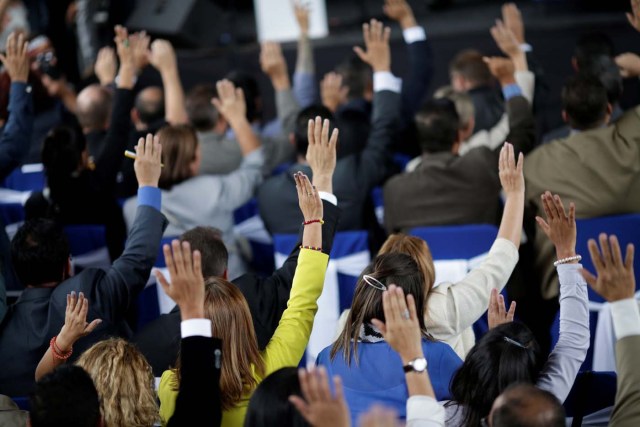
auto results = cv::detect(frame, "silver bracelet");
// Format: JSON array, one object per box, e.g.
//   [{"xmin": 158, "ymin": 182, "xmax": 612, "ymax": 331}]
[{"xmin": 554, "ymin": 255, "xmax": 582, "ymax": 267}]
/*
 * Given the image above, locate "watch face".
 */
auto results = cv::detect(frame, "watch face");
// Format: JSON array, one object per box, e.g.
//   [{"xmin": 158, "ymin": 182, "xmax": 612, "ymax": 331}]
[{"xmin": 412, "ymin": 358, "xmax": 427, "ymax": 372}]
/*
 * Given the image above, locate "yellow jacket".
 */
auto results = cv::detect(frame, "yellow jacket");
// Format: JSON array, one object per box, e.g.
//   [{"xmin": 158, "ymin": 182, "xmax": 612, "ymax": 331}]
[{"xmin": 158, "ymin": 249, "xmax": 329, "ymax": 426}]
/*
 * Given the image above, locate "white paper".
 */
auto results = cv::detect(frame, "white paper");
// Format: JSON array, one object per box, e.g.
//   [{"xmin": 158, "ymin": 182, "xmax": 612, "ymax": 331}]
[{"xmin": 254, "ymin": 0, "xmax": 328, "ymax": 42}]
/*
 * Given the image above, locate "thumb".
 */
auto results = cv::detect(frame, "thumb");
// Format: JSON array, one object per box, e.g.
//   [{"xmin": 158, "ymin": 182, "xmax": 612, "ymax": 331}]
[
  {"xmin": 85, "ymin": 318, "xmax": 102, "ymax": 334},
  {"xmin": 288, "ymin": 396, "xmax": 311, "ymax": 421},
  {"xmin": 371, "ymin": 318, "xmax": 387, "ymax": 336},
  {"xmin": 155, "ymin": 269, "xmax": 171, "ymax": 295},
  {"xmin": 353, "ymin": 46, "xmax": 367, "ymax": 62},
  {"xmin": 580, "ymin": 268, "xmax": 598, "ymax": 289}
]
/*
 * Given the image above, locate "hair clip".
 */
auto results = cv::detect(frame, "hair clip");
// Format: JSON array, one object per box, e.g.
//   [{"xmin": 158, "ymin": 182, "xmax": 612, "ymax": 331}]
[
  {"xmin": 503, "ymin": 336, "xmax": 527, "ymax": 349},
  {"xmin": 363, "ymin": 274, "xmax": 387, "ymax": 291}
]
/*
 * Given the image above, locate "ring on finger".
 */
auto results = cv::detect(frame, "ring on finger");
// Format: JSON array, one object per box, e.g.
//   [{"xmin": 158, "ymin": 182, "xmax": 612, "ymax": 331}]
[{"xmin": 402, "ymin": 309, "xmax": 410, "ymax": 320}]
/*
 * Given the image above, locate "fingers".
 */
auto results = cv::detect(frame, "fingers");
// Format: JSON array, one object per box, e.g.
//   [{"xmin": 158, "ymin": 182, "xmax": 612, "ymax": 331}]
[
  {"xmin": 155, "ymin": 268, "xmax": 171, "ymax": 294},
  {"xmin": 144, "ymin": 133, "xmax": 153, "ymax": 158},
  {"xmin": 516, "ymin": 152, "xmax": 524, "ymax": 175},
  {"xmin": 321, "ymin": 118, "xmax": 330, "ymax": 145},
  {"xmin": 307, "ymin": 118, "xmax": 315, "ymax": 146},
  {"xmin": 599, "ymin": 233, "xmax": 612, "ymax": 266},
  {"xmin": 551, "ymin": 194, "xmax": 568, "ymax": 220},
  {"xmin": 406, "ymin": 293, "xmax": 418, "ymax": 322},
  {"xmin": 181, "ymin": 241, "xmax": 193, "ymax": 275},
  {"xmin": 568, "ymin": 202, "xmax": 576, "ymax": 224},
  {"xmin": 78, "ymin": 294, "xmax": 89, "ymax": 319},
  {"xmin": 587, "ymin": 238, "xmax": 604, "ymax": 273},
  {"xmin": 609, "ymin": 235, "xmax": 623, "ymax": 267},
  {"xmin": 294, "ymin": 171, "xmax": 304, "ymax": 202},
  {"xmin": 288, "ymin": 395, "xmax": 310, "ymax": 420},
  {"xmin": 85, "ymin": 318, "xmax": 102, "ymax": 334},
  {"xmin": 541, "ymin": 192, "xmax": 555, "ymax": 221},
  {"xmin": 489, "ymin": 288, "xmax": 498, "ymax": 315},
  {"xmin": 314, "ymin": 116, "xmax": 322, "ymax": 148},
  {"xmin": 535, "ymin": 216, "xmax": 551, "ymax": 236},
  {"xmin": 507, "ymin": 143, "xmax": 516, "ymax": 170},
  {"xmin": 625, "ymin": 243, "xmax": 635, "ymax": 271},
  {"xmin": 506, "ymin": 301, "xmax": 516, "ymax": 322},
  {"xmin": 153, "ymin": 135, "xmax": 162, "ymax": 162},
  {"xmin": 497, "ymin": 293, "xmax": 506, "ymax": 319},
  {"xmin": 352, "ymin": 46, "xmax": 367, "ymax": 62},
  {"xmin": 580, "ymin": 267, "xmax": 598, "ymax": 289},
  {"xmin": 362, "ymin": 22, "xmax": 371, "ymax": 47},
  {"xmin": 163, "ymin": 243, "xmax": 176, "ymax": 277},
  {"xmin": 302, "ymin": 368, "xmax": 320, "ymax": 402},
  {"xmin": 316, "ymin": 367, "xmax": 332, "ymax": 401},
  {"xmin": 68, "ymin": 291, "xmax": 78, "ymax": 313},
  {"xmin": 332, "ymin": 375, "xmax": 345, "ymax": 402},
  {"xmin": 171, "ymin": 239, "xmax": 186, "ymax": 277},
  {"xmin": 329, "ymin": 128, "xmax": 339, "ymax": 146},
  {"xmin": 193, "ymin": 250, "xmax": 202, "ymax": 278}
]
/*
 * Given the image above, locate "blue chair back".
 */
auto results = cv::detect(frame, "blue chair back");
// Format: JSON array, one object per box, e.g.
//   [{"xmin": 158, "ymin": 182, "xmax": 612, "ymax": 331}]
[
  {"xmin": 11, "ymin": 396, "xmax": 29, "ymax": 411},
  {"xmin": 3, "ymin": 163, "xmax": 45, "ymax": 192},
  {"xmin": 63, "ymin": 225, "xmax": 110, "ymax": 272},
  {"xmin": 563, "ymin": 371, "xmax": 616, "ymax": 422},
  {"xmin": 575, "ymin": 214, "xmax": 640, "ymax": 303}
]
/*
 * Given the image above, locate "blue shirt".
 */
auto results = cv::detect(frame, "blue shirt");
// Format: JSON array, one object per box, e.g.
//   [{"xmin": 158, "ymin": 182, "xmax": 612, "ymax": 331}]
[{"xmin": 317, "ymin": 339, "xmax": 462, "ymax": 425}]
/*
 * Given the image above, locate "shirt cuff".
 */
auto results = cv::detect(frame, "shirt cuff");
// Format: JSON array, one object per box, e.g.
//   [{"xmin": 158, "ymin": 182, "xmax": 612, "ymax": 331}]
[
  {"xmin": 403, "ymin": 26, "xmax": 427, "ymax": 44},
  {"xmin": 556, "ymin": 263, "xmax": 586, "ymax": 286},
  {"xmin": 319, "ymin": 191, "xmax": 337, "ymax": 206},
  {"xmin": 373, "ymin": 71, "xmax": 402, "ymax": 94},
  {"xmin": 519, "ymin": 43, "xmax": 533, "ymax": 53},
  {"xmin": 137, "ymin": 186, "xmax": 161, "ymax": 211},
  {"xmin": 10, "ymin": 81, "xmax": 31, "ymax": 94},
  {"xmin": 611, "ymin": 298, "xmax": 640, "ymax": 339},
  {"xmin": 407, "ymin": 396, "xmax": 444, "ymax": 425},
  {"xmin": 181, "ymin": 319, "xmax": 212, "ymax": 338},
  {"xmin": 502, "ymin": 84, "xmax": 523, "ymax": 101}
]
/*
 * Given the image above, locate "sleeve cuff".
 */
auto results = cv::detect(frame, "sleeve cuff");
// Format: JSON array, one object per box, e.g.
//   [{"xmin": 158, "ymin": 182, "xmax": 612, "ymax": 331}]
[
  {"xmin": 502, "ymin": 84, "xmax": 523, "ymax": 101},
  {"xmin": 181, "ymin": 318, "xmax": 212, "ymax": 338},
  {"xmin": 519, "ymin": 43, "xmax": 533, "ymax": 53},
  {"xmin": 556, "ymin": 263, "xmax": 587, "ymax": 286},
  {"xmin": 319, "ymin": 191, "xmax": 337, "ymax": 206},
  {"xmin": 611, "ymin": 298, "xmax": 640, "ymax": 339},
  {"xmin": 10, "ymin": 81, "xmax": 31, "ymax": 94},
  {"xmin": 137, "ymin": 186, "xmax": 161, "ymax": 211},
  {"xmin": 407, "ymin": 396, "xmax": 444, "ymax": 425},
  {"xmin": 403, "ymin": 26, "xmax": 427, "ymax": 44},
  {"xmin": 373, "ymin": 71, "xmax": 402, "ymax": 94}
]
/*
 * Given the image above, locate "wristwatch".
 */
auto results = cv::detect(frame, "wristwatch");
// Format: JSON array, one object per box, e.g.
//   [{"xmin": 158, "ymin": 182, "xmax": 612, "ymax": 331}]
[{"xmin": 403, "ymin": 357, "xmax": 427, "ymax": 373}]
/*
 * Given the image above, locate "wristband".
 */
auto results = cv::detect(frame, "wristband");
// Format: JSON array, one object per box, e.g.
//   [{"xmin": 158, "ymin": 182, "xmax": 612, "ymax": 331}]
[
  {"xmin": 553, "ymin": 255, "xmax": 582, "ymax": 267},
  {"xmin": 300, "ymin": 245, "xmax": 322, "ymax": 252},
  {"xmin": 303, "ymin": 219, "xmax": 324, "ymax": 226},
  {"xmin": 50, "ymin": 336, "xmax": 73, "ymax": 360}
]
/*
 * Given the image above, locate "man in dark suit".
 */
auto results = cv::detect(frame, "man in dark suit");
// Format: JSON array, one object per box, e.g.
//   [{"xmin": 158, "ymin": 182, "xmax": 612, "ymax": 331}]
[
  {"xmin": 384, "ymin": 57, "xmax": 535, "ymax": 233},
  {"xmin": 0, "ymin": 133, "xmax": 166, "ymax": 397},
  {"xmin": 134, "ymin": 115, "xmax": 341, "ymax": 376},
  {"xmin": 258, "ymin": 19, "xmax": 401, "ymax": 235}
]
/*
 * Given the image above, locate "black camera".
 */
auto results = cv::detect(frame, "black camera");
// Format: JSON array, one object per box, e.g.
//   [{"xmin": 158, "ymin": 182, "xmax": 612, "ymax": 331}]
[{"xmin": 36, "ymin": 51, "xmax": 62, "ymax": 80}]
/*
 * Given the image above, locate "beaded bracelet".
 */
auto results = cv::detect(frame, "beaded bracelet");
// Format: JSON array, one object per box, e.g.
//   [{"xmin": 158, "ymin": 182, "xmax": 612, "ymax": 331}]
[
  {"xmin": 50, "ymin": 336, "xmax": 73, "ymax": 361},
  {"xmin": 553, "ymin": 255, "xmax": 582, "ymax": 267},
  {"xmin": 303, "ymin": 219, "xmax": 324, "ymax": 226},
  {"xmin": 300, "ymin": 245, "xmax": 322, "ymax": 252}
]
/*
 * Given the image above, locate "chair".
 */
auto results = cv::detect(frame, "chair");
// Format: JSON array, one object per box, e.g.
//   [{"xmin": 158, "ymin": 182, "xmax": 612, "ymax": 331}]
[
  {"xmin": 563, "ymin": 371, "xmax": 617, "ymax": 425},
  {"xmin": 273, "ymin": 230, "xmax": 371, "ymax": 365},
  {"xmin": 2, "ymin": 163, "xmax": 45, "ymax": 192},
  {"xmin": 410, "ymin": 224, "xmax": 502, "ymax": 339},
  {"xmin": 11, "ymin": 396, "xmax": 29, "ymax": 411},
  {"xmin": 63, "ymin": 225, "xmax": 110, "ymax": 272}
]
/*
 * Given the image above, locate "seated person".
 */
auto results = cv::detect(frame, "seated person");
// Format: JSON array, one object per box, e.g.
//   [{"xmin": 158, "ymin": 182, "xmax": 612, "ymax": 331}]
[
  {"xmin": 124, "ymin": 80, "xmax": 264, "ymax": 278},
  {"xmin": 157, "ymin": 172, "xmax": 329, "ymax": 427},
  {"xmin": 0, "ymin": 133, "xmax": 166, "ymax": 396},
  {"xmin": 490, "ymin": 384, "xmax": 566, "ymax": 427}
]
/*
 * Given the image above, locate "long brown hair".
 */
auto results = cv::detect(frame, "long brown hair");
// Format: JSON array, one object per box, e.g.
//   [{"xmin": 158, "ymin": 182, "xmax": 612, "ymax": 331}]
[
  {"xmin": 379, "ymin": 233, "xmax": 436, "ymax": 294},
  {"xmin": 76, "ymin": 338, "xmax": 159, "ymax": 427},
  {"xmin": 172, "ymin": 277, "xmax": 265, "ymax": 411},
  {"xmin": 157, "ymin": 124, "xmax": 199, "ymax": 190},
  {"xmin": 330, "ymin": 253, "xmax": 430, "ymax": 365}
]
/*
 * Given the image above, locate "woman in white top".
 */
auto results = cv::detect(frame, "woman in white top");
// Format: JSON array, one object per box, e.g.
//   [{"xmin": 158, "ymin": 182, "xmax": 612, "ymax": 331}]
[{"xmin": 124, "ymin": 80, "xmax": 264, "ymax": 277}]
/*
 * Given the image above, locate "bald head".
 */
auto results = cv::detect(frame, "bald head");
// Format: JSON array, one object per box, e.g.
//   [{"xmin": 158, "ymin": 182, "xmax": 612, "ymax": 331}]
[
  {"xmin": 134, "ymin": 86, "xmax": 165, "ymax": 127},
  {"xmin": 76, "ymin": 85, "xmax": 113, "ymax": 132},
  {"xmin": 491, "ymin": 384, "xmax": 565, "ymax": 427}
]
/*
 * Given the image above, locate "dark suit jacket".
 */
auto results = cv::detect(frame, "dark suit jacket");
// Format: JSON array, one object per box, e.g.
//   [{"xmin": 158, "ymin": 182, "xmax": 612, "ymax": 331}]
[
  {"xmin": 0, "ymin": 205, "xmax": 167, "ymax": 396},
  {"xmin": 258, "ymin": 89, "xmax": 400, "ymax": 234},
  {"xmin": 383, "ymin": 95, "xmax": 535, "ymax": 233},
  {"xmin": 468, "ymin": 85, "xmax": 504, "ymax": 133},
  {"xmin": 611, "ymin": 335, "xmax": 640, "ymax": 427},
  {"xmin": 167, "ymin": 336, "xmax": 222, "ymax": 427},
  {"xmin": 134, "ymin": 201, "xmax": 341, "ymax": 376}
]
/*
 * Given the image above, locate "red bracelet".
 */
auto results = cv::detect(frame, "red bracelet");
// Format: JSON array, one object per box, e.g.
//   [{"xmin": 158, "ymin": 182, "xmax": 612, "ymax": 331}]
[
  {"xmin": 303, "ymin": 219, "xmax": 324, "ymax": 226},
  {"xmin": 50, "ymin": 336, "xmax": 73, "ymax": 360},
  {"xmin": 300, "ymin": 245, "xmax": 322, "ymax": 252}
]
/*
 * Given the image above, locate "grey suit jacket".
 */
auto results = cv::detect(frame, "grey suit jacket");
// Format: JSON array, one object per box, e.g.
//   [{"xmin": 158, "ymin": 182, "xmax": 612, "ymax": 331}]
[
  {"xmin": 525, "ymin": 106, "xmax": 640, "ymax": 299},
  {"xmin": 258, "ymin": 89, "xmax": 401, "ymax": 234},
  {"xmin": 610, "ymin": 335, "xmax": 640, "ymax": 426},
  {"xmin": 0, "ymin": 205, "xmax": 167, "ymax": 397}
]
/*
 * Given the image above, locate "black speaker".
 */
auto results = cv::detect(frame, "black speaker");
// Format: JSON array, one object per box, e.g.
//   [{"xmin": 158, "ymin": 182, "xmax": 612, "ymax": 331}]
[{"xmin": 126, "ymin": 0, "xmax": 223, "ymax": 48}]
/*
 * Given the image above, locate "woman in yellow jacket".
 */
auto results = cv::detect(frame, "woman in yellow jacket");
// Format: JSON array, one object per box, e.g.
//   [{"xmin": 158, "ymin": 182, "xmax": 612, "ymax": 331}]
[{"xmin": 158, "ymin": 171, "xmax": 329, "ymax": 426}]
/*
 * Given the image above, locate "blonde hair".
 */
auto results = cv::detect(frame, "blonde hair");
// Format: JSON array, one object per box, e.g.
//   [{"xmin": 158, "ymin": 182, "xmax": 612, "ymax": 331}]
[
  {"xmin": 173, "ymin": 277, "xmax": 265, "ymax": 411},
  {"xmin": 379, "ymin": 234, "xmax": 436, "ymax": 294},
  {"xmin": 76, "ymin": 338, "xmax": 159, "ymax": 427},
  {"xmin": 157, "ymin": 124, "xmax": 199, "ymax": 190}
]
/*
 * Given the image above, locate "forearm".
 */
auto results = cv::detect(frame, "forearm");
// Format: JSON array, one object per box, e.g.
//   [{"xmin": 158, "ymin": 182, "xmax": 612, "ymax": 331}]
[
  {"xmin": 0, "ymin": 82, "xmax": 33, "ymax": 180},
  {"xmin": 275, "ymin": 88, "xmax": 300, "ymax": 135},
  {"xmin": 302, "ymin": 223, "xmax": 322, "ymax": 249},
  {"xmin": 162, "ymin": 68, "xmax": 189, "ymax": 124},
  {"xmin": 296, "ymin": 35, "xmax": 314, "ymax": 74},
  {"xmin": 35, "ymin": 348, "xmax": 65, "ymax": 381},
  {"xmin": 510, "ymin": 51, "xmax": 528, "ymax": 73},
  {"xmin": 497, "ymin": 192, "xmax": 524, "ymax": 248},
  {"xmin": 228, "ymin": 118, "xmax": 261, "ymax": 155}
]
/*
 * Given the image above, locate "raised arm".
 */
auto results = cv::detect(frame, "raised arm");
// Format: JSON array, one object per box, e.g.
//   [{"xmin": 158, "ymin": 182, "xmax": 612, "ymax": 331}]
[
  {"xmin": 260, "ymin": 41, "xmax": 298, "ymax": 136},
  {"xmin": 94, "ymin": 46, "xmax": 117, "ymax": 86},
  {"xmin": 535, "ymin": 193, "xmax": 589, "ymax": 402},
  {"xmin": 149, "ymin": 39, "xmax": 189, "ymax": 125},
  {"xmin": 292, "ymin": 1, "xmax": 317, "ymax": 107},
  {"xmin": 289, "ymin": 367, "xmax": 350, "ymax": 427},
  {"xmin": 263, "ymin": 172, "xmax": 328, "ymax": 372},
  {"xmin": 35, "ymin": 292, "xmax": 102, "ymax": 381},
  {"xmin": 0, "ymin": 31, "xmax": 33, "ymax": 180},
  {"xmin": 582, "ymin": 231, "xmax": 639, "ymax": 426},
  {"xmin": 425, "ymin": 143, "xmax": 523, "ymax": 340},
  {"xmin": 156, "ymin": 241, "xmax": 222, "ymax": 427}
]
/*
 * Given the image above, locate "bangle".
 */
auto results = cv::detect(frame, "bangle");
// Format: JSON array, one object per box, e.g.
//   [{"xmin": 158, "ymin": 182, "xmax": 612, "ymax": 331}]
[
  {"xmin": 303, "ymin": 219, "xmax": 324, "ymax": 226},
  {"xmin": 554, "ymin": 255, "xmax": 582, "ymax": 267},
  {"xmin": 50, "ymin": 336, "xmax": 73, "ymax": 360},
  {"xmin": 300, "ymin": 245, "xmax": 322, "ymax": 252}
]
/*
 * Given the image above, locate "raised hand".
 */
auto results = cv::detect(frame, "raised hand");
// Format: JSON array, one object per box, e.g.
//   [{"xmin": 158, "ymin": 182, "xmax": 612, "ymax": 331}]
[
  {"xmin": 130, "ymin": 31, "xmax": 151, "ymax": 72},
  {"xmin": 0, "ymin": 32, "xmax": 29, "ymax": 82},
  {"xmin": 616, "ymin": 53, "xmax": 640, "ymax": 78},
  {"xmin": 260, "ymin": 42, "xmax": 289, "ymax": 90},
  {"xmin": 155, "ymin": 240, "xmax": 205, "ymax": 320},
  {"xmin": 484, "ymin": 56, "xmax": 516, "ymax": 86},
  {"xmin": 94, "ymin": 46, "xmax": 117, "ymax": 85},
  {"xmin": 353, "ymin": 19, "xmax": 391, "ymax": 72},
  {"xmin": 56, "ymin": 292, "xmax": 102, "ymax": 352},
  {"xmin": 498, "ymin": 142, "xmax": 524, "ymax": 196},
  {"xmin": 488, "ymin": 288, "xmax": 516, "ymax": 329},
  {"xmin": 320, "ymin": 72, "xmax": 348, "ymax": 113},
  {"xmin": 289, "ymin": 367, "xmax": 350, "ymax": 427},
  {"xmin": 212, "ymin": 79, "xmax": 247, "ymax": 126},
  {"xmin": 134, "ymin": 133, "xmax": 162, "ymax": 188},
  {"xmin": 383, "ymin": 0, "xmax": 417, "ymax": 30},
  {"xmin": 293, "ymin": 0, "xmax": 310, "ymax": 36},
  {"xmin": 306, "ymin": 116, "xmax": 338, "ymax": 193},
  {"xmin": 148, "ymin": 39, "xmax": 177, "ymax": 74},
  {"xmin": 358, "ymin": 406, "xmax": 398, "ymax": 427},
  {"xmin": 295, "ymin": 172, "xmax": 323, "ymax": 223},
  {"xmin": 502, "ymin": 3, "xmax": 525, "ymax": 45},
  {"xmin": 627, "ymin": 0, "xmax": 640, "ymax": 32},
  {"xmin": 114, "ymin": 25, "xmax": 135, "ymax": 89},
  {"xmin": 582, "ymin": 234, "xmax": 635, "ymax": 303},
  {"xmin": 535, "ymin": 192, "xmax": 577, "ymax": 260},
  {"xmin": 490, "ymin": 19, "xmax": 520, "ymax": 59}
]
